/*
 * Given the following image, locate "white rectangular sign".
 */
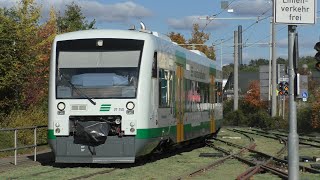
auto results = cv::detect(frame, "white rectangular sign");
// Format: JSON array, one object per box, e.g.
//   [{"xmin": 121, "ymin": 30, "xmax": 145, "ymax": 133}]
[{"xmin": 274, "ymin": 0, "xmax": 316, "ymax": 24}]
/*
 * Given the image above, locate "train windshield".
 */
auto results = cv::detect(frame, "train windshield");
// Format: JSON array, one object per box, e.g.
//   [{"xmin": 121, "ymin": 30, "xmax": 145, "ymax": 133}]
[{"xmin": 55, "ymin": 39, "xmax": 144, "ymax": 99}]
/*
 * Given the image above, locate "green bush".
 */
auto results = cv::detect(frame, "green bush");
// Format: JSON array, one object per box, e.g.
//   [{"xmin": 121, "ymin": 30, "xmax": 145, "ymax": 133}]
[
  {"xmin": 224, "ymin": 110, "xmax": 248, "ymax": 126},
  {"xmin": 247, "ymin": 110, "xmax": 275, "ymax": 129},
  {"xmin": 3, "ymin": 106, "xmax": 47, "ymax": 146},
  {"xmin": 271, "ymin": 116, "xmax": 287, "ymax": 130},
  {"xmin": 297, "ymin": 105, "xmax": 313, "ymax": 133}
]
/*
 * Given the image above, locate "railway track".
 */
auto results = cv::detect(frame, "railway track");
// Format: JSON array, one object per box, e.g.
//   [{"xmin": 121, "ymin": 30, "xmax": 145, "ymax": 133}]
[
  {"xmin": 251, "ymin": 129, "xmax": 320, "ymax": 148},
  {"xmin": 1, "ymin": 139, "xmax": 206, "ymax": 179},
  {"xmin": 174, "ymin": 129, "xmax": 257, "ymax": 179},
  {"xmin": 2, "ymin": 128, "xmax": 320, "ymax": 179},
  {"xmin": 174, "ymin": 128, "xmax": 320, "ymax": 180}
]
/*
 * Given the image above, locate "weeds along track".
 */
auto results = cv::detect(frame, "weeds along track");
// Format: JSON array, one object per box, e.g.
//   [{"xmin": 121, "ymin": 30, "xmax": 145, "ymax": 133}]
[
  {"xmin": 222, "ymin": 128, "xmax": 320, "ymax": 179},
  {"xmin": 174, "ymin": 129, "xmax": 256, "ymax": 179},
  {"xmin": 251, "ymin": 129, "xmax": 320, "ymax": 148}
]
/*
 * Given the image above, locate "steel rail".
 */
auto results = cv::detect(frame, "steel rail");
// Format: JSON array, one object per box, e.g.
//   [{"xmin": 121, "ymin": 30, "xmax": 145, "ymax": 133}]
[
  {"xmin": 207, "ymin": 142, "xmax": 289, "ymax": 179},
  {"xmin": 232, "ymin": 128, "xmax": 320, "ymax": 148},
  {"xmin": 175, "ymin": 143, "xmax": 256, "ymax": 180},
  {"xmin": 252, "ymin": 129, "xmax": 320, "ymax": 144},
  {"xmin": 174, "ymin": 129, "xmax": 256, "ymax": 179},
  {"xmin": 212, "ymin": 138, "xmax": 320, "ymax": 174},
  {"xmin": 235, "ymin": 130, "xmax": 288, "ymax": 179}
]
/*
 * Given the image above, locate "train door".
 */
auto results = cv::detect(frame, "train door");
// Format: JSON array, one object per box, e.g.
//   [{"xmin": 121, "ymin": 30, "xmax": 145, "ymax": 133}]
[
  {"xmin": 176, "ymin": 65, "xmax": 184, "ymax": 143},
  {"xmin": 210, "ymin": 75, "xmax": 216, "ymax": 133}
]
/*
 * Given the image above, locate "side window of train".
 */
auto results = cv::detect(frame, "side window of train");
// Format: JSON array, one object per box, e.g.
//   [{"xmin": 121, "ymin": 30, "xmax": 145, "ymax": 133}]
[
  {"xmin": 152, "ymin": 52, "xmax": 157, "ymax": 78},
  {"xmin": 186, "ymin": 80, "xmax": 210, "ymax": 112},
  {"xmin": 159, "ymin": 69, "xmax": 174, "ymax": 108}
]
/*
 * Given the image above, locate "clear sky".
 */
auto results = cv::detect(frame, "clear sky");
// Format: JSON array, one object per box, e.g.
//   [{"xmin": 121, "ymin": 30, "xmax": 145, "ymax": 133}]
[{"xmin": 1, "ymin": 0, "xmax": 320, "ymax": 66}]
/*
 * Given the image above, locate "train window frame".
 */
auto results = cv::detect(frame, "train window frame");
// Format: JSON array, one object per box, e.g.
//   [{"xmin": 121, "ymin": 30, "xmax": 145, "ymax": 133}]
[
  {"xmin": 152, "ymin": 52, "xmax": 157, "ymax": 78},
  {"xmin": 159, "ymin": 68, "xmax": 174, "ymax": 108}
]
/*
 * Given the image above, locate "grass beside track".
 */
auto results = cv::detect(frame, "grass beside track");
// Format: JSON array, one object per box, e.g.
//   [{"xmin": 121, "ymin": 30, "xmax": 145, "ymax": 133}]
[{"xmin": 1, "ymin": 128, "xmax": 320, "ymax": 179}]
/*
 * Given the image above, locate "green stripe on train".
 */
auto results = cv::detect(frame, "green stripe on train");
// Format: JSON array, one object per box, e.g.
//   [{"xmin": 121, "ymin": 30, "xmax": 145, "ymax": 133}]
[
  {"xmin": 48, "ymin": 129, "xmax": 56, "ymax": 140},
  {"xmin": 48, "ymin": 120, "xmax": 219, "ymax": 140},
  {"xmin": 136, "ymin": 121, "xmax": 211, "ymax": 139}
]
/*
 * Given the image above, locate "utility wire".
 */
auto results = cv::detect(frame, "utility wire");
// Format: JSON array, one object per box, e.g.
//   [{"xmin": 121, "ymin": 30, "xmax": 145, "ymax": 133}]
[
  {"xmin": 244, "ymin": 26, "xmax": 287, "ymax": 49},
  {"xmin": 201, "ymin": 0, "xmax": 238, "ymax": 32},
  {"xmin": 212, "ymin": 9, "xmax": 272, "ymax": 47}
]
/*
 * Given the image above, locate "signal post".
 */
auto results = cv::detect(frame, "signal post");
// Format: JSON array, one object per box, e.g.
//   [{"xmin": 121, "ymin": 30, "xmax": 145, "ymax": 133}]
[{"xmin": 274, "ymin": 0, "xmax": 316, "ymax": 179}]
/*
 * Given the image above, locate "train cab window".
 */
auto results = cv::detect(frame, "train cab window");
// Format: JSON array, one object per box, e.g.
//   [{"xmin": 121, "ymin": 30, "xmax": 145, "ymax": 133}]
[
  {"xmin": 152, "ymin": 53, "xmax": 157, "ymax": 78},
  {"xmin": 159, "ymin": 69, "xmax": 174, "ymax": 108}
]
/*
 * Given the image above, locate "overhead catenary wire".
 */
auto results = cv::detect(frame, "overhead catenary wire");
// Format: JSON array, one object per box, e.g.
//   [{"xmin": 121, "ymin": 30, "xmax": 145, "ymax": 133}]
[{"xmin": 200, "ymin": 0, "xmax": 239, "ymax": 33}]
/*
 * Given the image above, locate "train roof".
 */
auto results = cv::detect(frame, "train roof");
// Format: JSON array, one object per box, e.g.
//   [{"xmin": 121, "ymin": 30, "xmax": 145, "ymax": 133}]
[{"xmin": 54, "ymin": 29, "xmax": 219, "ymax": 70}]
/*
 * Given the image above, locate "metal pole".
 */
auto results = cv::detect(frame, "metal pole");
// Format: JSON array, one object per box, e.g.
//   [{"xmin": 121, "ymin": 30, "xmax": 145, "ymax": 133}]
[
  {"xmin": 271, "ymin": 9, "xmax": 277, "ymax": 117},
  {"xmin": 220, "ymin": 39, "xmax": 223, "ymax": 69},
  {"xmin": 34, "ymin": 127, "xmax": 37, "ymax": 162},
  {"xmin": 234, "ymin": 31, "xmax": 239, "ymax": 111},
  {"xmin": 14, "ymin": 129, "xmax": 17, "ymax": 165},
  {"xmin": 283, "ymin": 97, "xmax": 285, "ymax": 119},
  {"xmin": 288, "ymin": 25, "xmax": 299, "ymax": 180},
  {"xmin": 238, "ymin": 25, "xmax": 243, "ymax": 65},
  {"xmin": 268, "ymin": 18, "xmax": 272, "ymax": 102}
]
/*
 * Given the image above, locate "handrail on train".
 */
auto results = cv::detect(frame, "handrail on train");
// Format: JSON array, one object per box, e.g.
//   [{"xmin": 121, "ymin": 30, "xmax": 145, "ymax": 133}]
[{"xmin": 0, "ymin": 125, "xmax": 48, "ymax": 165}]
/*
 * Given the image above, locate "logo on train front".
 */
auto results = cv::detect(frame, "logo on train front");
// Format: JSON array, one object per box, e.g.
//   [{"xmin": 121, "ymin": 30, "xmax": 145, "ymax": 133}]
[{"xmin": 100, "ymin": 104, "xmax": 111, "ymax": 111}]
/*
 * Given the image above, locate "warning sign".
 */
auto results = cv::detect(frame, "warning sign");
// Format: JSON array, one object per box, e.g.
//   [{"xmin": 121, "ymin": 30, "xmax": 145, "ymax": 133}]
[{"xmin": 274, "ymin": 0, "xmax": 316, "ymax": 24}]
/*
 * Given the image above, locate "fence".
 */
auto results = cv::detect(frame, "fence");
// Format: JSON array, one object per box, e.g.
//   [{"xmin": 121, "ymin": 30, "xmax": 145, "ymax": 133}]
[{"xmin": 0, "ymin": 125, "xmax": 47, "ymax": 165}]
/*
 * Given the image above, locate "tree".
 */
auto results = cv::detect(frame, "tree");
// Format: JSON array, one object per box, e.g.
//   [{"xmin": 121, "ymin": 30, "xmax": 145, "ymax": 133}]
[
  {"xmin": 243, "ymin": 80, "xmax": 265, "ymax": 109},
  {"xmin": 222, "ymin": 64, "xmax": 234, "ymax": 79},
  {"xmin": 311, "ymin": 86, "xmax": 320, "ymax": 129},
  {"xmin": 168, "ymin": 24, "xmax": 215, "ymax": 60},
  {"xmin": 23, "ymin": 7, "xmax": 57, "ymax": 107},
  {"xmin": 188, "ymin": 24, "xmax": 215, "ymax": 60},
  {"xmin": 168, "ymin": 32, "xmax": 187, "ymax": 48},
  {"xmin": 248, "ymin": 58, "xmax": 269, "ymax": 67},
  {"xmin": 57, "ymin": 2, "xmax": 95, "ymax": 33},
  {"xmin": 0, "ymin": 0, "xmax": 41, "ymax": 113}
]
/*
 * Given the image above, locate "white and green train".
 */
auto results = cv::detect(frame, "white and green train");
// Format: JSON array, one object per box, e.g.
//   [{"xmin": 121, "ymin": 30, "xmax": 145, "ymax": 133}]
[{"xmin": 48, "ymin": 28, "xmax": 223, "ymax": 163}]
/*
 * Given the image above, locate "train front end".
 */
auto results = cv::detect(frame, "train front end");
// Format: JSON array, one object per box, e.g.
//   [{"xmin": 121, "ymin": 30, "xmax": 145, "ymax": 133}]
[{"xmin": 48, "ymin": 32, "xmax": 145, "ymax": 163}]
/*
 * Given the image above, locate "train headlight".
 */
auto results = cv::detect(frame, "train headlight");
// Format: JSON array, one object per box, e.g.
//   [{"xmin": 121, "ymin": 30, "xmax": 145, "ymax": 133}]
[
  {"xmin": 115, "ymin": 118, "xmax": 121, "ymax": 125},
  {"xmin": 96, "ymin": 40, "xmax": 103, "ymax": 46},
  {"xmin": 126, "ymin": 101, "xmax": 135, "ymax": 110},
  {"xmin": 57, "ymin": 102, "xmax": 65, "ymax": 111},
  {"xmin": 130, "ymin": 122, "xmax": 135, "ymax": 127},
  {"xmin": 55, "ymin": 122, "xmax": 60, "ymax": 127}
]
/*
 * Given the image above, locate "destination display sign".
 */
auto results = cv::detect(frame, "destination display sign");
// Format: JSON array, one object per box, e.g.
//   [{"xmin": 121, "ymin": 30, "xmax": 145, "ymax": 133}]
[{"xmin": 274, "ymin": 0, "xmax": 316, "ymax": 24}]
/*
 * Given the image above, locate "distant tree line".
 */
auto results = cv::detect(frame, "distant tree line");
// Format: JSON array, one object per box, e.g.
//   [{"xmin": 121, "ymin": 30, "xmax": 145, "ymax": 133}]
[{"xmin": 222, "ymin": 56, "xmax": 316, "ymax": 79}]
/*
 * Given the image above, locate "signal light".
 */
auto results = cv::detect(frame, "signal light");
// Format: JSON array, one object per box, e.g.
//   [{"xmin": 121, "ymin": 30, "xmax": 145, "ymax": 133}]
[
  {"xmin": 314, "ymin": 42, "xmax": 320, "ymax": 71},
  {"xmin": 284, "ymin": 82, "xmax": 289, "ymax": 95},
  {"xmin": 278, "ymin": 82, "xmax": 284, "ymax": 96},
  {"xmin": 278, "ymin": 81, "xmax": 289, "ymax": 96}
]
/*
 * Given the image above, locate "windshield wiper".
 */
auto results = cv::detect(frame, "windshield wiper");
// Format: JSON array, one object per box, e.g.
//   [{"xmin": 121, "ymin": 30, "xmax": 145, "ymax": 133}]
[{"xmin": 58, "ymin": 70, "xmax": 96, "ymax": 105}]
